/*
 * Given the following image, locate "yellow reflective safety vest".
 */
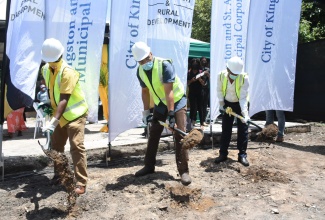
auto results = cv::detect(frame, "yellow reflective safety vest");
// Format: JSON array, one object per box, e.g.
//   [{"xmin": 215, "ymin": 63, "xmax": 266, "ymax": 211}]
[
  {"xmin": 42, "ymin": 61, "xmax": 88, "ymax": 122},
  {"xmin": 139, "ymin": 57, "xmax": 184, "ymax": 106},
  {"xmin": 220, "ymin": 70, "xmax": 248, "ymax": 100}
]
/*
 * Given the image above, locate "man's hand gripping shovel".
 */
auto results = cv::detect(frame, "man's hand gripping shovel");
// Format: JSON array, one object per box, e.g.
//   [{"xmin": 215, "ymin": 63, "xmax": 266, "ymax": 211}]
[
  {"xmin": 158, "ymin": 120, "xmax": 204, "ymax": 149},
  {"xmin": 223, "ymin": 107, "xmax": 263, "ymax": 131}
]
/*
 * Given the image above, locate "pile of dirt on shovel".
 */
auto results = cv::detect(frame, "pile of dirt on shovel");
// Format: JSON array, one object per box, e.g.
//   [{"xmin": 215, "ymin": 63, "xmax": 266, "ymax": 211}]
[
  {"xmin": 181, "ymin": 128, "xmax": 204, "ymax": 149},
  {"xmin": 252, "ymin": 123, "xmax": 278, "ymax": 142},
  {"xmin": 45, "ymin": 150, "xmax": 78, "ymax": 211}
]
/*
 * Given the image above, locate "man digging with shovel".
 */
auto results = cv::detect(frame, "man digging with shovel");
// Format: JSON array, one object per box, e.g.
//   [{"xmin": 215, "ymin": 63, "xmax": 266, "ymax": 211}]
[
  {"xmin": 215, "ymin": 56, "xmax": 251, "ymax": 166},
  {"xmin": 131, "ymin": 42, "xmax": 192, "ymax": 186},
  {"xmin": 40, "ymin": 38, "xmax": 88, "ymax": 195}
]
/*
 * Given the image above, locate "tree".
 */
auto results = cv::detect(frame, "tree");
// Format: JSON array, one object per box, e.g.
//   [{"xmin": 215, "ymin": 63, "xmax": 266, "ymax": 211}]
[
  {"xmin": 191, "ymin": 0, "xmax": 325, "ymax": 43},
  {"xmin": 191, "ymin": 0, "xmax": 212, "ymax": 43},
  {"xmin": 299, "ymin": 1, "xmax": 325, "ymax": 43}
]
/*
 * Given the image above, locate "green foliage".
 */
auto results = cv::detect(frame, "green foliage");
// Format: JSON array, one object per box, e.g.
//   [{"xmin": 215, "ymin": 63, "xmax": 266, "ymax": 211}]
[
  {"xmin": 299, "ymin": 1, "xmax": 325, "ymax": 43},
  {"xmin": 191, "ymin": 0, "xmax": 325, "ymax": 44},
  {"xmin": 192, "ymin": 0, "xmax": 212, "ymax": 42}
]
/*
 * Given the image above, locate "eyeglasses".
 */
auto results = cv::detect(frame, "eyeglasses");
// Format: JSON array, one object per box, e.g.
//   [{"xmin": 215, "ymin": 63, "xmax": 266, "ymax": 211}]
[{"xmin": 138, "ymin": 54, "xmax": 151, "ymax": 65}]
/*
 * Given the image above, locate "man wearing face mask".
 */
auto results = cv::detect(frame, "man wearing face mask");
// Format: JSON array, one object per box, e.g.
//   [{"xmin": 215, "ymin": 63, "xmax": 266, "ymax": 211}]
[
  {"xmin": 215, "ymin": 56, "xmax": 250, "ymax": 166},
  {"xmin": 131, "ymin": 41, "xmax": 191, "ymax": 186},
  {"xmin": 40, "ymin": 38, "xmax": 89, "ymax": 194}
]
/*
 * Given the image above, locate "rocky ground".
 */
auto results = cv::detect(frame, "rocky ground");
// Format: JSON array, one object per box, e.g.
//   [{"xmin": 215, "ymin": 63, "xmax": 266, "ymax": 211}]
[{"xmin": 0, "ymin": 122, "xmax": 324, "ymax": 220}]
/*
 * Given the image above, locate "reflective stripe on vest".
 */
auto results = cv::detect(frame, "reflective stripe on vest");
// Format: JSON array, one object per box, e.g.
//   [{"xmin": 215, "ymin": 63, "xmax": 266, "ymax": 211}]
[
  {"xmin": 139, "ymin": 57, "xmax": 184, "ymax": 106},
  {"xmin": 42, "ymin": 61, "xmax": 88, "ymax": 121},
  {"xmin": 220, "ymin": 70, "xmax": 247, "ymax": 99}
]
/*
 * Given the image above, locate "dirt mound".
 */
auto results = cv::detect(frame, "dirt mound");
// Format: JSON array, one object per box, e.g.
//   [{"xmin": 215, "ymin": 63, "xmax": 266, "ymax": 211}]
[
  {"xmin": 240, "ymin": 165, "xmax": 289, "ymax": 184},
  {"xmin": 166, "ymin": 183, "xmax": 215, "ymax": 211}
]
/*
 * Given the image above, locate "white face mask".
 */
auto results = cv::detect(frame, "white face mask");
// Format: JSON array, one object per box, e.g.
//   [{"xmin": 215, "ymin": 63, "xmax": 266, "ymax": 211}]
[
  {"xmin": 229, "ymin": 74, "xmax": 238, "ymax": 80},
  {"xmin": 142, "ymin": 61, "xmax": 153, "ymax": 71}
]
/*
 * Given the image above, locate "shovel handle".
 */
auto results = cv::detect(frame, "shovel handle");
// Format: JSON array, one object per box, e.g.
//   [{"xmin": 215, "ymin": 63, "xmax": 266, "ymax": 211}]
[
  {"xmin": 173, "ymin": 127, "xmax": 187, "ymax": 136},
  {"xmin": 158, "ymin": 120, "xmax": 187, "ymax": 136},
  {"xmin": 223, "ymin": 108, "xmax": 263, "ymax": 131},
  {"xmin": 38, "ymin": 130, "xmax": 51, "ymax": 152}
]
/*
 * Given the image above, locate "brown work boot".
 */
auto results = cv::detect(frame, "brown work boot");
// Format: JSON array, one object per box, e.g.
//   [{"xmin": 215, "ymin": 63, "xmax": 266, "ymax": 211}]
[
  {"xmin": 180, "ymin": 173, "xmax": 192, "ymax": 186},
  {"xmin": 75, "ymin": 185, "xmax": 86, "ymax": 195},
  {"xmin": 135, "ymin": 166, "xmax": 155, "ymax": 177}
]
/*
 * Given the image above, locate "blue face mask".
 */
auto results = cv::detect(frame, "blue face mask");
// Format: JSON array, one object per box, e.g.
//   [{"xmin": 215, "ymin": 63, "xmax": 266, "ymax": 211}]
[
  {"xmin": 229, "ymin": 74, "xmax": 238, "ymax": 80},
  {"xmin": 142, "ymin": 61, "xmax": 153, "ymax": 71}
]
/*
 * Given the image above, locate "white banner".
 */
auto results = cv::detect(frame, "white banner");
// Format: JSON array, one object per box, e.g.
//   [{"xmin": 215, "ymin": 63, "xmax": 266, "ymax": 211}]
[
  {"xmin": 109, "ymin": 0, "xmax": 148, "ymax": 141},
  {"xmin": 109, "ymin": 0, "xmax": 195, "ymax": 141},
  {"xmin": 0, "ymin": 0, "xmax": 6, "ymax": 20},
  {"xmin": 210, "ymin": 0, "xmax": 250, "ymax": 121},
  {"xmin": 6, "ymin": 0, "xmax": 45, "ymax": 109},
  {"xmin": 147, "ymin": 0, "xmax": 195, "ymax": 85},
  {"xmin": 246, "ymin": 0, "xmax": 302, "ymax": 116},
  {"xmin": 45, "ymin": 0, "xmax": 108, "ymax": 123}
]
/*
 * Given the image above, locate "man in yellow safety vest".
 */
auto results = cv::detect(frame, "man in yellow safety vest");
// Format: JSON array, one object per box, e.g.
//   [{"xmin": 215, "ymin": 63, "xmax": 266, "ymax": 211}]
[
  {"xmin": 41, "ymin": 38, "xmax": 88, "ymax": 195},
  {"xmin": 215, "ymin": 56, "xmax": 251, "ymax": 166},
  {"xmin": 131, "ymin": 41, "xmax": 192, "ymax": 186}
]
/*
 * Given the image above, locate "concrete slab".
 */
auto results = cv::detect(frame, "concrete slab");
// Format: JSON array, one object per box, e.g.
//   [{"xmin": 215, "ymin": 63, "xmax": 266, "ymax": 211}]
[{"xmin": 1, "ymin": 117, "xmax": 311, "ymax": 158}]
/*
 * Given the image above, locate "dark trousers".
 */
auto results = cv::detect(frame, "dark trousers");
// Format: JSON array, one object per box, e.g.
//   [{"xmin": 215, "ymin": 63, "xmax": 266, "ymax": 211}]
[
  {"xmin": 145, "ymin": 106, "xmax": 189, "ymax": 174},
  {"xmin": 219, "ymin": 100, "xmax": 248, "ymax": 158},
  {"xmin": 202, "ymin": 89, "xmax": 209, "ymax": 121},
  {"xmin": 189, "ymin": 93, "xmax": 204, "ymax": 125}
]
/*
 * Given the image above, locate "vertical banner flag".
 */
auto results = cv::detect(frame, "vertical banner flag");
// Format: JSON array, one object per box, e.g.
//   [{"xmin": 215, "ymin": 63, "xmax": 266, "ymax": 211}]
[
  {"xmin": 45, "ymin": 0, "xmax": 108, "ymax": 123},
  {"xmin": 0, "ymin": 0, "xmax": 6, "ymax": 20},
  {"xmin": 210, "ymin": 0, "xmax": 250, "ymax": 121},
  {"xmin": 5, "ymin": 0, "xmax": 45, "ymax": 110},
  {"xmin": 109, "ymin": 0, "xmax": 195, "ymax": 141},
  {"xmin": 147, "ymin": 0, "xmax": 195, "ymax": 85},
  {"xmin": 246, "ymin": 0, "xmax": 302, "ymax": 116},
  {"xmin": 109, "ymin": 0, "xmax": 148, "ymax": 141}
]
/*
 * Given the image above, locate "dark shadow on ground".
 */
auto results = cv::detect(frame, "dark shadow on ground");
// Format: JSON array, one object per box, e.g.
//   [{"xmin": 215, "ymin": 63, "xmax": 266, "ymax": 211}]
[
  {"xmin": 274, "ymin": 142, "xmax": 325, "ymax": 156},
  {"xmin": 26, "ymin": 207, "xmax": 67, "ymax": 220},
  {"xmin": 105, "ymin": 171, "xmax": 176, "ymax": 192},
  {"xmin": 0, "ymin": 174, "xmax": 69, "ymax": 220},
  {"xmin": 199, "ymin": 156, "xmax": 240, "ymax": 173}
]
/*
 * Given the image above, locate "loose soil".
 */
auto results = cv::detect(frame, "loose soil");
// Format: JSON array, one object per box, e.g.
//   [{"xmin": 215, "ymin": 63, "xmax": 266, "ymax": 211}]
[{"xmin": 0, "ymin": 122, "xmax": 324, "ymax": 220}]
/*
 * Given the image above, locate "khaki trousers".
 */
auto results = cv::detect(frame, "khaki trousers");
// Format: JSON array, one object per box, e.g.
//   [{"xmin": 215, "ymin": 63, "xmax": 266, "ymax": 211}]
[{"xmin": 51, "ymin": 115, "xmax": 88, "ymax": 186}]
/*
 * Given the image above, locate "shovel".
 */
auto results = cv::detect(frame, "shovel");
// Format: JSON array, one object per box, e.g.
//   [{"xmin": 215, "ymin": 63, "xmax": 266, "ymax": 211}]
[
  {"xmin": 158, "ymin": 120, "xmax": 204, "ymax": 149},
  {"xmin": 158, "ymin": 120, "xmax": 187, "ymax": 136},
  {"xmin": 223, "ymin": 107, "xmax": 263, "ymax": 131},
  {"xmin": 38, "ymin": 130, "xmax": 52, "ymax": 153}
]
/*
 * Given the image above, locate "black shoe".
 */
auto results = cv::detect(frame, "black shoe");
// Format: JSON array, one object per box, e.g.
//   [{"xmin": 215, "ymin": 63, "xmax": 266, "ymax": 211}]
[
  {"xmin": 135, "ymin": 166, "xmax": 155, "ymax": 177},
  {"xmin": 180, "ymin": 173, "xmax": 192, "ymax": 186},
  {"xmin": 214, "ymin": 155, "xmax": 227, "ymax": 164},
  {"xmin": 238, "ymin": 156, "xmax": 249, "ymax": 166}
]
